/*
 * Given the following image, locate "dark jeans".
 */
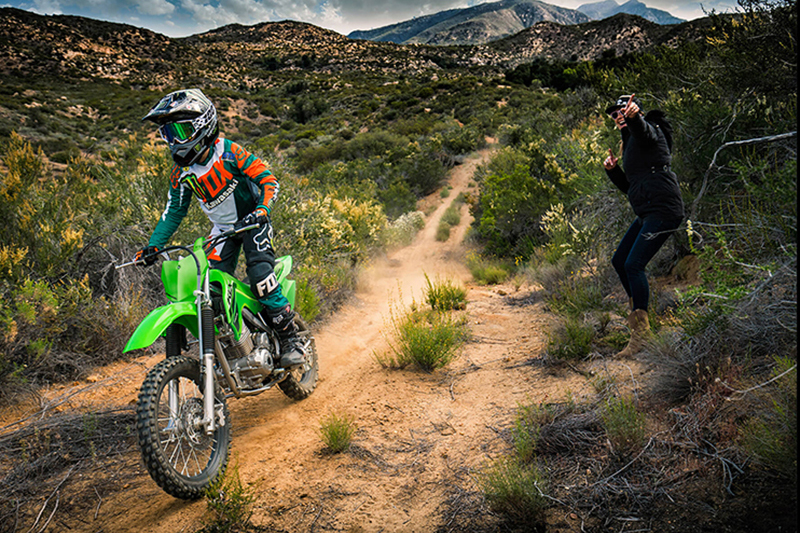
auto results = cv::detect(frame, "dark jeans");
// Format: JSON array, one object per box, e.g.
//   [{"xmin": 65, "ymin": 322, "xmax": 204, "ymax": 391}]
[{"xmin": 612, "ymin": 216, "xmax": 681, "ymax": 311}]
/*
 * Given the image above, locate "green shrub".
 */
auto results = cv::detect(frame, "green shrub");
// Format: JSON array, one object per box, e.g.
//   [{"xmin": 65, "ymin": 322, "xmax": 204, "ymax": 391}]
[
  {"xmin": 738, "ymin": 356, "xmax": 797, "ymax": 479},
  {"xmin": 201, "ymin": 460, "xmax": 255, "ymax": 533},
  {"xmin": 466, "ymin": 252, "xmax": 510, "ymax": 285},
  {"xmin": 423, "ymin": 273, "xmax": 467, "ymax": 311},
  {"xmin": 435, "ymin": 219, "xmax": 451, "ymax": 242},
  {"xmin": 295, "ymin": 278, "xmax": 320, "ymax": 323},
  {"xmin": 474, "ymin": 457, "xmax": 548, "ymax": 527},
  {"xmin": 512, "ymin": 402, "xmax": 556, "ymax": 463},
  {"xmin": 377, "ymin": 304, "xmax": 468, "ymax": 372},
  {"xmin": 547, "ymin": 275, "xmax": 606, "ymax": 319},
  {"xmin": 318, "ymin": 411, "xmax": 357, "ymax": 453},
  {"xmin": 547, "ymin": 317, "xmax": 595, "ymax": 360},
  {"xmin": 602, "ymin": 396, "xmax": 647, "ymax": 456},
  {"xmin": 441, "ymin": 203, "xmax": 462, "ymax": 227}
]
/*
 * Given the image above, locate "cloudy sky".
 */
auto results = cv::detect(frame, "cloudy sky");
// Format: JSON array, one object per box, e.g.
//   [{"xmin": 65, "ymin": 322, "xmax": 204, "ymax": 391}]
[{"xmin": 6, "ymin": 0, "xmax": 739, "ymax": 37}]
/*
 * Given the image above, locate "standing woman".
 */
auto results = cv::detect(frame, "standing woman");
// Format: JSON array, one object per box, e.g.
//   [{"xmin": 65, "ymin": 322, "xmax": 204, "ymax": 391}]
[{"xmin": 603, "ymin": 94, "xmax": 684, "ymax": 357}]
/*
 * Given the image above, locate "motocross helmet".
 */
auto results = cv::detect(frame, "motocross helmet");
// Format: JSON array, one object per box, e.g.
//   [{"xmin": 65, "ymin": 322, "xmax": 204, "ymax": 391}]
[{"xmin": 143, "ymin": 88, "xmax": 219, "ymax": 167}]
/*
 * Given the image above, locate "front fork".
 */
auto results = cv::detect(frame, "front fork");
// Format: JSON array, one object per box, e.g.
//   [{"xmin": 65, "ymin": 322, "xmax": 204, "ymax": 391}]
[{"xmin": 192, "ymin": 273, "xmax": 217, "ymax": 436}]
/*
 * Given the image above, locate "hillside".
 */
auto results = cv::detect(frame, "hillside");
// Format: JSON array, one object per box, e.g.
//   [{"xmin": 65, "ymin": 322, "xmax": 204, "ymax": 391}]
[
  {"xmin": 0, "ymin": 6, "xmax": 708, "ymax": 87},
  {"xmin": 488, "ymin": 12, "xmax": 710, "ymax": 64}
]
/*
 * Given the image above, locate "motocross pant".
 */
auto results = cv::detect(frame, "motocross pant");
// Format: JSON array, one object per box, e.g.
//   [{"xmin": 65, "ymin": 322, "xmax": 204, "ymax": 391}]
[{"xmin": 207, "ymin": 220, "xmax": 290, "ymax": 313}]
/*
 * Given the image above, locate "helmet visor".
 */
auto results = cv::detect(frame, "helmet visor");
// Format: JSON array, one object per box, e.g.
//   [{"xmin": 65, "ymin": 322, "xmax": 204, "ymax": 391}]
[{"xmin": 159, "ymin": 121, "xmax": 196, "ymax": 145}]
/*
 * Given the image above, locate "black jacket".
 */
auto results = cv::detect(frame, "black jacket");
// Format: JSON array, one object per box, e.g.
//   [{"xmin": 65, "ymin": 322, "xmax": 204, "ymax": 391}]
[{"xmin": 606, "ymin": 111, "xmax": 684, "ymax": 222}]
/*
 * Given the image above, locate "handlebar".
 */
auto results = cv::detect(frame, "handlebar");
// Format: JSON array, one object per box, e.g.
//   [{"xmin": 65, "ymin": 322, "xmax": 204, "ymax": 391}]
[{"xmin": 115, "ymin": 222, "xmax": 262, "ymax": 270}]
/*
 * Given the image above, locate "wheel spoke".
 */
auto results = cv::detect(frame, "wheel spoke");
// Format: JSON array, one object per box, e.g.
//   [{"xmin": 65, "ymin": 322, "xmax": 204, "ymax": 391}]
[{"xmin": 139, "ymin": 356, "xmax": 230, "ymax": 498}]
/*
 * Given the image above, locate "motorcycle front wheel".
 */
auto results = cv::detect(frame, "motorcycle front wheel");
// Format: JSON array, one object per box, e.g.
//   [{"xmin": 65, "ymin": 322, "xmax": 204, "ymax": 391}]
[{"xmin": 136, "ymin": 355, "xmax": 231, "ymax": 499}]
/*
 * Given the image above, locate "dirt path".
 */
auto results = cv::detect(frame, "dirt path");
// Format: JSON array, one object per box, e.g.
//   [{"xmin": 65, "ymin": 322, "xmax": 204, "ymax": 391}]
[{"xmin": 9, "ymin": 146, "xmax": 601, "ymax": 532}]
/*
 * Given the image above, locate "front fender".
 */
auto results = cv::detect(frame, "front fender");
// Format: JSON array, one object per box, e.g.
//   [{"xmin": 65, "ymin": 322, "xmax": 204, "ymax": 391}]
[{"xmin": 124, "ymin": 302, "xmax": 198, "ymax": 353}]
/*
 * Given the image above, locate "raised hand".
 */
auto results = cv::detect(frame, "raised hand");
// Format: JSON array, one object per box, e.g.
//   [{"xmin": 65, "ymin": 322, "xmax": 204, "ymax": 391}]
[
  {"xmin": 603, "ymin": 148, "xmax": 619, "ymax": 170},
  {"xmin": 623, "ymin": 93, "xmax": 639, "ymax": 118}
]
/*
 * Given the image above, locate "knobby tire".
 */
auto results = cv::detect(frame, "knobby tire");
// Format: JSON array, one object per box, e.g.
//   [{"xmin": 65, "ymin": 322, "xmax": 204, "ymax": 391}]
[{"xmin": 136, "ymin": 355, "xmax": 231, "ymax": 499}]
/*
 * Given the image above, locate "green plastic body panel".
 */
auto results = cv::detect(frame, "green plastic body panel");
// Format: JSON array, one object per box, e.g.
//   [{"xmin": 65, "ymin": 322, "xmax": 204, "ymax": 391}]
[
  {"xmin": 123, "ymin": 302, "xmax": 198, "ymax": 352},
  {"xmin": 124, "ymin": 235, "xmax": 296, "ymax": 351},
  {"xmin": 275, "ymin": 255, "xmax": 295, "ymax": 309},
  {"xmin": 162, "ymin": 240, "xmax": 209, "ymax": 303},
  {"xmin": 208, "ymin": 269, "xmax": 260, "ymax": 341}
]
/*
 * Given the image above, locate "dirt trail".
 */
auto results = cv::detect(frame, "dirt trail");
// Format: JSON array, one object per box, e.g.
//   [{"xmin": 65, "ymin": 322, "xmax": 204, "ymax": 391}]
[{"xmin": 13, "ymin": 145, "xmax": 605, "ymax": 533}]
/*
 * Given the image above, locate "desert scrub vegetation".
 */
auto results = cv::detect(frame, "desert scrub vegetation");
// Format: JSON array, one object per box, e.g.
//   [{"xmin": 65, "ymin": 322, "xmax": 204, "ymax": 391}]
[
  {"xmin": 464, "ymin": 0, "xmax": 796, "ymax": 528},
  {"xmin": 318, "ymin": 411, "xmax": 357, "ymax": 453},
  {"xmin": 473, "ymin": 457, "xmax": 549, "ymax": 528},
  {"xmin": 383, "ymin": 210, "xmax": 426, "ymax": 249},
  {"xmin": 200, "ymin": 459, "xmax": 257, "ymax": 533},
  {"xmin": 435, "ymin": 197, "xmax": 464, "ymax": 242},
  {"xmin": 376, "ymin": 289, "xmax": 469, "ymax": 372},
  {"xmin": 465, "ymin": 251, "xmax": 511, "ymax": 285},
  {"xmin": 423, "ymin": 273, "xmax": 467, "ymax": 312},
  {"xmin": 0, "ymin": 0, "xmax": 795, "ymax": 528}
]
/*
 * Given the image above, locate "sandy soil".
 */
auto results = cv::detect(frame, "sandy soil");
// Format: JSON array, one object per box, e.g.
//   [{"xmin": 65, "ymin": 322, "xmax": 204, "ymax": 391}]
[{"xmin": 4, "ymin": 145, "xmax": 643, "ymax": 533}]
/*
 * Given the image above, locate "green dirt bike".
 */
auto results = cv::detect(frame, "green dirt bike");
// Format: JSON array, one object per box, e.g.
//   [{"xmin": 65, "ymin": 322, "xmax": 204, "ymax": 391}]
[{"xmin": 117, "ymin": 223, "xmax": 319, "ymax": 499}]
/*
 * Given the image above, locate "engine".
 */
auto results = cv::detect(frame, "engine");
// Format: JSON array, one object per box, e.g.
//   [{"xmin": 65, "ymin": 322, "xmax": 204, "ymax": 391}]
[{"xmin": 217, "ymin": 322, "xmax": 278, "ymax": 389}]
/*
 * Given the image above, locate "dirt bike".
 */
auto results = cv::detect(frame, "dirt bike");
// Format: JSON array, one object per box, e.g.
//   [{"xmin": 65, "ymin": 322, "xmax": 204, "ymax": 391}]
[{"xmin": 117, "ymin": 223, "xmax": 319, "ymax": 499}]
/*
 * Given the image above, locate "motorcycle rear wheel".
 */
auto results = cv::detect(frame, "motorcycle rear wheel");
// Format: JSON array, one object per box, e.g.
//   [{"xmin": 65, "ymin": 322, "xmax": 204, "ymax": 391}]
[
  {"xmin": 278, "ymin": 314, "xmax": 319, "ymax": 400},
  {"xmin": 136, "ymin": 355, "xmax": 231, "ymax": 499}
]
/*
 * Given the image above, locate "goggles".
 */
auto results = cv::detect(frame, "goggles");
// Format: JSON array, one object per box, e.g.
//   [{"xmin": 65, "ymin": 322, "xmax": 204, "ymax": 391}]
[
  {"xmin": 159, "ymin": 121, "xmax": 196, "ymax": 144},
  {"xmin": 157, "ymin": 105, "xmax": 216, "ymax": 145}
]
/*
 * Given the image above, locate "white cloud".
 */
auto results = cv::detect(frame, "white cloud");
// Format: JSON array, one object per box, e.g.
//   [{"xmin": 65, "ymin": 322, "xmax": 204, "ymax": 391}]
[
  {"xmin": 31, "ymin": 0, "xmax": 63, "ymax": 13},
  {"xmin": 319, "ymin": 0, "xmax": 471, "ymax": 32},
  {"xmin": 135, "ymin": 0, "xmax": 175, "ymax": 16}
]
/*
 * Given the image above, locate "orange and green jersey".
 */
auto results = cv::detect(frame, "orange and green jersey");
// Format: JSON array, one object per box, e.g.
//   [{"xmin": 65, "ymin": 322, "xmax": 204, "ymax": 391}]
[{"xmin": 149, "ymin": 138, "xmax": 278, "ymax": 249}]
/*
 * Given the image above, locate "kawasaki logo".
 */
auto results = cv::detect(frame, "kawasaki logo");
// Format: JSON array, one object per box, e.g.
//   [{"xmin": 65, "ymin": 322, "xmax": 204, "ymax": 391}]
[{"xmin": 205, "ymin": 179, "xmax": 238, "ymax": 209}]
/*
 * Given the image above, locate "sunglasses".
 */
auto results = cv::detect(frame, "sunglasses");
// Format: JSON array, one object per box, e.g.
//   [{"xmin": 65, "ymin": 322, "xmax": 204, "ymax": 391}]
[{"xmin": 610, "ymin": 109, "xmax": 625, "ymax": 120}]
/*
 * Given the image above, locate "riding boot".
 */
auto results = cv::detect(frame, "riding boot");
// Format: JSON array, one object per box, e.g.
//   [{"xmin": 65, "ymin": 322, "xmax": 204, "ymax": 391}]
[
  {"xmin": 616, "ymin": 309, "xmax": 650, "ymax": 358},
  {"xmin": 263, "ymin": 305, "xmax": 306, "ymax": 368}
]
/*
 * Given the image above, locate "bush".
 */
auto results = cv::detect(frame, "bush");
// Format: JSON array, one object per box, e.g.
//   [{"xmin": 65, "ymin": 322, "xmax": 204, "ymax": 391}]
[
  {"xmin": 547, "ymin": 317, "xmax": 595, "ymax": 360},
  {"xmin": 441, "ymin": 203, "xmax": 462, "ymax": 227},
  {"xmin": 423, "ymin": 273, "xmax": 467, "ymax": 311},
  {"xmin": 512, "ymin": 402, "xmax": 556, "ymax": 462},
  {"xmin": 384, "ymin": 211, "xmax": 426, "ymax": 249},
  {"xmin": 474, "ymin": 457, "xmax": 548, "ymax": 528},
  {"xmin": 377, "ymin": 303, "xmax": 468, "ymax": 372},
  {"xmin": 435, "ymin": 220, "xmax": 451, "ymax": 242},
  {"xmin": 201, "ymin": 460, "xmax": 256, "ymax": 533},
  {"xmin": 601, "ymin": 396, "xmax": 647, "ymax": 456},
  {"xmin": 737, "ymin": 356, "xmax": 797, "ymax": 480},
  {"xmin": 466, "ymin": 252, "xmax": 510, "ymax": 285},
  {"xmin": 318, "ymin": 411, "xmax": 357, "ymax": 453}
]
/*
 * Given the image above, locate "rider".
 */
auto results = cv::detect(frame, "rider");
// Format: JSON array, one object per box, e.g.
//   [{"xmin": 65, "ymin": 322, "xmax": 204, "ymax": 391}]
[{"xmin": 134, "ymin": 88, "xmax": 305, "ymax": 368}]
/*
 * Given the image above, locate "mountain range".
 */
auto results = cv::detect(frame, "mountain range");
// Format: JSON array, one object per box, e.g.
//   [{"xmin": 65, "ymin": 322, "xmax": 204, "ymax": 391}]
[
  {"xmin": 348, "ymin": 0, "xmax": 684, "ymax": 45},
  {"xmin": 578, "ymin": 0, "xmax": 685, "ymax": 24},
  {"xmin": 0, "ymin": 6, "xmax": 710, "ymax": 87}
]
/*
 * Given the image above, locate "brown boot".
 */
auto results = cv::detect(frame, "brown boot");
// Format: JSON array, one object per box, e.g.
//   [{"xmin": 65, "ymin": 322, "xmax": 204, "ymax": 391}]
[{"xmin": 616, "ymin": 309, "xmax": 651, "ymax": 358}]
